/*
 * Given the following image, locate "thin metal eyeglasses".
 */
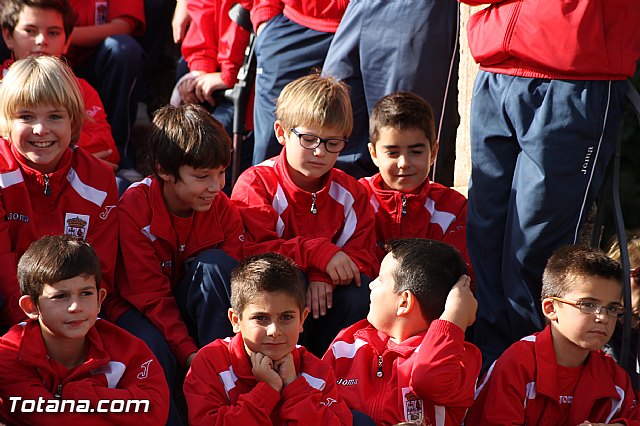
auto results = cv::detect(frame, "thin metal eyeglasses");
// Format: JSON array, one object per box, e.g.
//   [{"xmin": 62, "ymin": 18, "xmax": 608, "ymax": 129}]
[
  {"xmin": 550, "ymin": 296, "xmax": 625, "ymax": 319},
  {"xmin": 290, "ymin": 128, "xmax": 348, "ymax": 153}
]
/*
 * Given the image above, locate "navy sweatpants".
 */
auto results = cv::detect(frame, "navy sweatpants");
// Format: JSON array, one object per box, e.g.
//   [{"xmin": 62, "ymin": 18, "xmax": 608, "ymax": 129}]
[
  {"xmin": 321, "ymin": 0, "xmax": 460, "ymax": 183},
  {"xmin": 468, "ymin": 71, "xmax": 627, "ymax": 368},
  {"xmin": 252, "ymin": 14, "xmax": 334, "ymax": 166}
]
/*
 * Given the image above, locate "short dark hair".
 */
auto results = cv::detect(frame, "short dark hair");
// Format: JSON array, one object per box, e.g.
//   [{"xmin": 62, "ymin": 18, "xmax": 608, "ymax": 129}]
[
  {"xmin": 386, "ymin": 239, "xmax": 467, "ymax": 322},
  {"xmin": 230, "ymin": 253, "xmax": 305, "ymax": 317},
  {"xmin": 1, "ymin": 0, "xmax": 75, "ymax": 39},
  {"xmin": 369, "ymin": 92, "xmax": 436, "ymax": 149},
  {"xmin": 18, "ymin": 235, "xmax": 102, "ymax": 305},
  {"xmin": 541, "ymin": 245, "xmax": 622, "ymax": 299},
  {"xmin": 149, "ymin": 104, "xmax": 231, "ymax": 181}
]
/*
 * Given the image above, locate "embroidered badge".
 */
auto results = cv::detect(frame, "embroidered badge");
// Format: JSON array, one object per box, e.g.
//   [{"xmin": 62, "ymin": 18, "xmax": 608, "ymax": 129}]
[
  {"xmin": 137, "ymin": 359, "xmax": 153, "ymax": 379},
  {"xmin": 64, "ymin": 213, "xmax": 90, "ymax": 240},
  {"xmin": 100, "ymin": 205, "xmax": 116, "ymax": 220},
  {"xmin": 402, "ymin": 387, "xmax": 425, "ymax": 425}
]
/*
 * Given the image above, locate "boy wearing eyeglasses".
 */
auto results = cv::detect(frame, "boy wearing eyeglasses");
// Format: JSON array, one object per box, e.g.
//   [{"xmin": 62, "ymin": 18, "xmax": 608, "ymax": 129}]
[
  {"xmin": 231, "ymin": 73, "xmax": 377, "ymax": 356},
  {"xmin": 466, "ymin": 245, "xmax": 638, "ymax": 426}
]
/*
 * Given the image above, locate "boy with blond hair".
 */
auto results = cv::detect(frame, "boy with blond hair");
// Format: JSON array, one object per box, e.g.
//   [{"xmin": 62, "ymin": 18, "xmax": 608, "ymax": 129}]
[
  {"xmin": 0, "ymin": 55, "xmax": 118, "ymax": 329},
  {"xmin": 467, "ymin": 245, "xmax": 639, "ymax": 425},
  {"xmin": 231, "ymin": 73, "xmax": 377, "ymax": 355},
  {"xmin": 361, "ymin": 92, "xmax": 471, "ymax": 275},
  {"xmin": 184, "ymin": 252, "xmax": 352, "ymax": 425},
  {"xmin": 0, "ymin": 235, "xmax": 169, "ymax": 424},
  {"xmin": 324, "ymin": 239, "xmax": 481, "ymax": 425}
]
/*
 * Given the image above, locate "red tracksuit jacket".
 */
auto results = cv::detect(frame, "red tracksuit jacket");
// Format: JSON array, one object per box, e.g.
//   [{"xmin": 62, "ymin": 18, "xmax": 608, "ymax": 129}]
[
  {"xmin": 466, "ymin": 325, "xmax": 640, "ymax": 425},
  {"xmin": 323, "ymin": 319, "xmax": 481, "ymax": 426},
  {"xmin": 183, "ymin": 333, "xmax": 352, "ymax": 425},
  {"xmin": 0, "ymin": 319, "xmax": 169, "ymax": 425},
  {"xmin": 0, "ymin": 141, "xmax": 118, "ymax": 327},
  {"xmin": 251, "ymin": 0, "xmax": 348, "ymax": 33},
  {"xmin": 359, "ymin": 174, "xmax": 471, "ymax": 273},
  {"xmin": 460, "ymin": 0, "xmax": 640, "ymax": 80},
  {"xmin": 116, "ymin": 176, "xmax": 244, "ymax": 364},
  {"xmin": 231, "ymin": 150, "xmax": 378, "ymax": 284},
  {"xmin": 1, "ymin": 60, "xmax": 118, "ymax": 166}
]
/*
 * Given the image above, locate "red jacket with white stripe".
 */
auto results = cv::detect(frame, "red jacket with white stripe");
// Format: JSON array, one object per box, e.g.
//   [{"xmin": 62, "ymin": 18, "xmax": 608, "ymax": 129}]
[
  {"xmin": 116, "ymin": 177, "xmax": 244, "ymax": 365},
  {"xmin": 0, "ymin": 319, "xmax": 169, "ymax": 425},
  {"xmin": 250, "ymin": 0, "xmax": 348, "ymax": 33},
  {"xmin": 323, "ymin": 319, "xmax": 481, "ymax": 426},
  {"xmin": 231, "ymin": 150, "xmax": 378, "ymax": 284},
  {"xmin": 183, "ymin": 333, "xmax": 352, "ymax": 425},
  {"xmin": 0, "ymin": 140, "xmax": 118, "ymax": 327},
  {"xmin": 466, "ymin": 325, "xmax": 640, "ymax": 426},
  {"xmin": 1, "ymin": 60, "xmax": 119, "ymax": 166},
  {"xmin": 359, "ymin": 174, "xmax": 472, "ymax": 278},
  {"xmin": 460, "ymin": 0, "xmax": 640, "ymax": 80}
]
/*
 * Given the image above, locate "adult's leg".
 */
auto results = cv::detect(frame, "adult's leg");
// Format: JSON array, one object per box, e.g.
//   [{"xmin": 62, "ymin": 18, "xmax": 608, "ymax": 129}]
[{"xmin": 252, "ymin": 14, "xmax": 334, "ymax": 165}]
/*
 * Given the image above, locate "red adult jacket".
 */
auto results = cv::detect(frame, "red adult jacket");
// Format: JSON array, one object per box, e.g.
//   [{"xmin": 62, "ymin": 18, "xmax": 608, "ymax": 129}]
[
  {"xmin": 67, "ymin": 0, "xmax": 145, "ymax": 66},
  {"xmin": 460, "ymin": 0, "xmax": 640, "ymax": 80},
  {"xmin": 251, "ymin": 0, "xmax": 348, "ymax": 33},
  {"xmin": 0, "ymin": 141, "xmax": 118, "ymax": 327},
  {"xmin": 0, "ymin": 319, "xmax": 169, "ymax": 425},
  {"xmin": 231, "ymin": 150, "xmax": 378, "ymax": 284},
  {"xmin": 1, "ymin": 60, "xmax": 118, "ymax": 166},
  {"xmin": 466, "ymin": 325, "xmax": 640, "ymax": 425},
  {"xmin": 323, "ymin": 319, "xmax": 481, "ymax": 426},
  {"xmin": 183, "ymin": 333, "xmax": 353, "ymax": 425},
  {"xmin": 359, "ymin": 174, "xmax": 471, "ymax": 275},
  {"xmin": 116, "ymin": 177, "xmax": 244, "ymax": 365}
]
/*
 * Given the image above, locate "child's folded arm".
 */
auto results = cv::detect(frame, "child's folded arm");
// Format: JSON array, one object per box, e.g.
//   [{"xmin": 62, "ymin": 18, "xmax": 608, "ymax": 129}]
[
  {"xmin": 0, "ymin": 199, "xmax": 26, "ymax": 325},
  {"xmin": 215, "ymin": 194, "xmax": 245, "ymax": 261}
]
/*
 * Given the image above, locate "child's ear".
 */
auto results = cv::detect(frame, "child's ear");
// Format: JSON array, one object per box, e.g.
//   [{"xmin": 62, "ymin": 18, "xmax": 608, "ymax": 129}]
[
  {"xmin": 2, "ymin": 28, "xmax": 14, "ymax": 51},
  {"xmin": 228, "ymin": 308, "xmax": 241, "ymax": 333},
  {"xmin": 430, "ymin": 140, "xmax": 440, "ymax": 167},
  {"xmin": 542, "ymin": 298, "xmax": 558, "ymax": 322},
  {"xmin": 97, "ymin": 288, "xmax": 107, "ymax": 311},
  {"xmin": 19, "ymin": 295, "xmax": 40, "ymax": 320},
  {"xmin": 396, "ymin": 290, "xmax": 414, "ymax": 317},
  {"xmin": 156, "ymin": 164, "xmax": 174, "ymax": 183},
  {"xmin": 274, "ymin": 120, "xmax": 287, "ymax": 146},
  {"xmin": 368, "ymin": 142, "xmax": 379, "ymax": 167},
  {"xmin": 299, "ymin": 306, "xmax": 310, "ymax": 333}
]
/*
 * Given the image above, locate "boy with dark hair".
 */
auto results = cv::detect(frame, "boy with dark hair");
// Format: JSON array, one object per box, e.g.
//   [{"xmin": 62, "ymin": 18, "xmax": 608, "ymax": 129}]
[
  {"xmin": 361, "ymin": 92, "xmax": 471, "ymax": 275},
  {"xmin": 1, "ymin": 0, "xmax": 119, "ymax": 169},
  {"xmin": 0, "ymin": 235, "xmax": 169, "ymax": 425},
  {"xmin": 184, "ymin": 252, "xmax": 352, "ymax": 425},
  {"xmin": 324, "ymin": 238, "xmax": 480, "ymax": 425},
  {"xmin": 467, "ymin": 245, "xmax": 639, "ymax": 425},
  {"xmin": 116, "ymin": 103, "xmax": 243, "ymax": 424},
  {"xmin": 0, "ymin": 55, "xmax": 118, "ymax": 329},
  {"xmin": 231, "ymin": 73, "xmax": 377, "ymax": 356}
]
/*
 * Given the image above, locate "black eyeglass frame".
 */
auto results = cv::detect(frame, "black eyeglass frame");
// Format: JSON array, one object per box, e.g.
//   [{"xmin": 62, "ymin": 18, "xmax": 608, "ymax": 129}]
[{"xmin": 290, "ymin": 128, "xmax": 348, "ymax": 153}]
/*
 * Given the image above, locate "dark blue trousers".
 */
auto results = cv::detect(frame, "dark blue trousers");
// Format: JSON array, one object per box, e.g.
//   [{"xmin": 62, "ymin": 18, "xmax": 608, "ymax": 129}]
[
  {"xmin": 321, "ymin": 0, "xmax": 460, "ymax": 183},
  {"xmin": 468, "ymin": 71, "xmax": 627, "ymax": 369},
  {"xmin": 75, "ymin": 35, "xmax": 144, "ymax": 169},
  {"xmin": 252, "ymin": 14, "xmax": 334, "ymax": 165}
]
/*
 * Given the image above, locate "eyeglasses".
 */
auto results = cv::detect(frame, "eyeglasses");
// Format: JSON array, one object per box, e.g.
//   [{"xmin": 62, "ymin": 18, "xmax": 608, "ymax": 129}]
[
  {"xmin": 632, "ymin": 266, "xmax": 640, "ymax": 281},
  {"xmin": 290, "ymin": 128, "xmax": 347, "ymax": 153},
  {"xmin": 550, "ymin": 296, "xmax": 625, "ymax": 319}
]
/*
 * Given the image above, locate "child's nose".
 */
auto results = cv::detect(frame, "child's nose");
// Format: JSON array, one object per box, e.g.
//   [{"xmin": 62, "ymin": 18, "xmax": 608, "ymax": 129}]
[
  {"xmin": 397, "ymin": 155, "xmax": 408, "ymax": 168},
  {"xmin": 266, "ymin": 323, "xmax": 280, "ymax": 336},
  {"xmin": 32, "ymin": 122, "xmax": 47, "ymax": 135},
  {"xmin": 35, "ymin": 33, "xmax": 46, "ymax": 45}
]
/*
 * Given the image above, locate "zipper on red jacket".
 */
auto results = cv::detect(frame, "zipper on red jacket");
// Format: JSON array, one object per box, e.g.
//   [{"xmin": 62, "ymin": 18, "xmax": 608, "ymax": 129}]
[
  {"xmin": 401, "ymin": 195, "xmax": 407, "ymax": 217},
  {"xmin": 54, "ymin": 384, "xmax": 62, "ymax": 398},
  {"xmin": 376, "ymin": 355, "xmax": 384, "ymax": 378},
  {"xmin": 43, "ymin": 174, "xmax": 51, "ymax": 196},
  {"xmin": 310, "ymin": 193, "xmax": 317, "ymax": 214}
]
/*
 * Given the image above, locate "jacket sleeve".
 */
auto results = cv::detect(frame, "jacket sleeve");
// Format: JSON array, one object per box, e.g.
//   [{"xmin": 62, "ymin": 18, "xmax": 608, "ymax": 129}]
[
  {"xmin": 410, "ymin": 320, "xmax": 481, "ymax": 409},
  {"xmin": 184, "ymin": 348, "xmax": 281, "ymax": 425},
  {"xmin": 216, "ymin": 193, "xmax": 244, "ymax": 261},
  {"xmin": 611, "ymin": 359, "xmax": 640, "ymax": 426},
  {"xmin": 117, "ymin": 193, "xmax": 198, "ymax": 365},
  {"xmin": 62, "ymin": 344, "xmax": 170, "ymax": 425},
  {"xmin": 279, "ymin": 361, "xmax": 353, "ymax": 425},
  {"xmin": 182, "ymin": 0, "xmax": 220, "ymax": 73},
  {"xmin": 231, "ymin": 170, "xmax": 341, "ymax": 279},
  {"xmin": 464, "ymin": 344, "xmax": 531, "ymax": 426},
  {"xmin": 0, "ymin": 192, "xmax": 24, "ymax": 326},
  {"xmin": 217, "ymin": 0, "xmax": 252, "ymax": 88},
  {"xmin": 76, "ymin": 80, "xmax": 119, "ymax": 165},
  {"xmin": 439, "ymin": 197, "xmax": 476, "ymax": 286},
  {"xmin": 250, "ymin": 0, "xmax": 282, "ymax": 30}
]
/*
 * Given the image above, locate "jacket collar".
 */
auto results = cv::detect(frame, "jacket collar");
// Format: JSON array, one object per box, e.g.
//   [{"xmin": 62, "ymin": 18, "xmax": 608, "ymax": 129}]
[
  {"xmin": 274, "ymin": 147, "xmax": 334, "ymax": 197},
  {"xmin": 353, "ymin": 320, "xmax": 426, "ymax": 357},
  {"xmin": 12, "ymin": 143, "xmax": 73, "ymax": 194}
]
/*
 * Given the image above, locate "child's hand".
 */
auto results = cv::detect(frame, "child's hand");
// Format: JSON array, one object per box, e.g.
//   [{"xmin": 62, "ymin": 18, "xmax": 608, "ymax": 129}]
[
  {"xmin": 326, "ymin": 251, "xmax": 361, "ymax": 286},
  {"xmin": 177, "ymin": 73, "xmax": 201, "ymax": 104},
  {"xmin": 274, "ymin": 353, "xmax": 296, "ymax": 387},
  {"xmin": 193, "ymin": 73, "xmax": 227, "ymax": 105},
  {"xmin": 185, "ymin": 352, "xmax": 197, "ymax": 369},
  {"xmin": 251, "ymin": 352, "xmax": 283, "ymax": 392},
  {"xmin": 306, "ymin": 281, "xmax": 333, "ymax": 319},
  {"xmin": 440, "ymin": 275, "xmax": 477, "ymax": 332}
]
